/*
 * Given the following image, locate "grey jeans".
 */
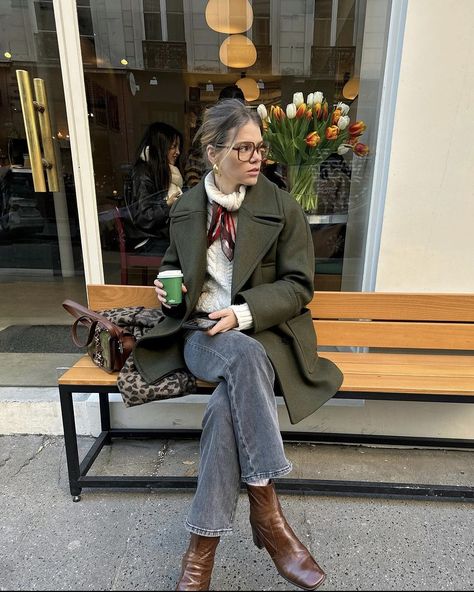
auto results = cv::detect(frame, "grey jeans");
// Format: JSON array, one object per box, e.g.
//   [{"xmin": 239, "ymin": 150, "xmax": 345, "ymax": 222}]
[{"xmin": 183, "ymin": 329, "xmax": 292, "ymax": 537}]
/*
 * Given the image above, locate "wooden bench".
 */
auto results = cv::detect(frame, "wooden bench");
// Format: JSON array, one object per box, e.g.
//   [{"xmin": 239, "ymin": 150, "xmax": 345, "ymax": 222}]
[{"xmin": 58, "ymin": 285, "xmax": 474, "ymax": 502}]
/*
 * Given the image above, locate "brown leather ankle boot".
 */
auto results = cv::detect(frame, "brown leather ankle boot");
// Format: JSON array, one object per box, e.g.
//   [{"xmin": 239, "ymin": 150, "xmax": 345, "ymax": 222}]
[
  {"xmin": 247, "ymin": 482, "xmax": 326, "ymax": 590},
  {"xmin": 175, "ymin": 533, "xmax": 220, "ymax": 591}
]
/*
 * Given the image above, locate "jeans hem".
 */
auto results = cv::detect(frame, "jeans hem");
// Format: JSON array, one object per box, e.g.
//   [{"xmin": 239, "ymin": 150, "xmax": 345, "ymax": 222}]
[
  {"xmin": 242, "ymin": 461, "xmax": 293, "ymax": 484},
  {"xmin": 185, "ymin": 520, "xmax": 233, "ymax": 537}
]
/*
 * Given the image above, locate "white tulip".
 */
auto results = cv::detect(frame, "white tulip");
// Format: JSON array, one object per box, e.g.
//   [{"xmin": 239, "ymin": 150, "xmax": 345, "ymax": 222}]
[
  {"xmin": 337, "ymin": 101, "xmax": 350, "ymax": 115},
  {"xmin": 293, "ymin": 92, "xmax": 304, "ymax": 107},
  {"xmin": 306, "ymin": 93, "xmax": 314, "ymax": 107},
  {"xmin": 257, "ymin": 104, "xmax": 268, "ymax": 120},
  {"xmin": 286, "ymin": 103, "xmax": 297, "ymax": 119},
  {"xmin": 337, "ymin": 144, "xmax": 350, "ymax": 155},
  {"xmin": 337, "ymin": 115, "xmax": 350, "ymax": 130},
  {"xmin": 313, "ymin": 91, "xmax": 324, "ymax": 104}
]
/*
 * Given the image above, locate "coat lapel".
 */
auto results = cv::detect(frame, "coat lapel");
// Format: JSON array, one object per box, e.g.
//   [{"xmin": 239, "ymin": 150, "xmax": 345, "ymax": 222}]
[
  {"xmin": 171, "ymin": 176, "xmax": 284, "ymax": 304},
  {"xmin": 231, "ymin": 177, "xmax": 284, "ymax": 298},
  {"xmin": 169, "ymin": 183, "xmax": 208, "ymax": 308}
]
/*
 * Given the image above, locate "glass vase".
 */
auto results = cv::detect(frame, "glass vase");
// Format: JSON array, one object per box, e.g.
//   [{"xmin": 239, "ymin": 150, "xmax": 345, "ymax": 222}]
[{"xmin": 285, "ymin": 163, "xmax": 320, "ymax": 213}]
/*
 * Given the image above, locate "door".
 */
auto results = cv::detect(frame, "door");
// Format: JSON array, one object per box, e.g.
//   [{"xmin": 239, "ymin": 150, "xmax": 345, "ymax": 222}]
[{"xmin": 0, "ymin": 2, "xmax": 86, "ymax": 337}]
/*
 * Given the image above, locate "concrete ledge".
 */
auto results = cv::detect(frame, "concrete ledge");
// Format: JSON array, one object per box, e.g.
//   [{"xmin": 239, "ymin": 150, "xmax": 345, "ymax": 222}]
[{"xmin": 1, "ymin": 387, "xmax": 473, "ymax": 441}]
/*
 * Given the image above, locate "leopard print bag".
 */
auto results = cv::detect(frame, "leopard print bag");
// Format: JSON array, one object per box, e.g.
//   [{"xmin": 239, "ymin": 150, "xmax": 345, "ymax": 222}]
[{"xmin": 98, "ymin": 306, "xmax": 197, "ymax": 407}]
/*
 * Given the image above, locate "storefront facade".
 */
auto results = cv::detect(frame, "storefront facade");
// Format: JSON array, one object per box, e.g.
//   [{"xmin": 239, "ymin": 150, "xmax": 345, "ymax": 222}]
[{"xmin": 1, "ymin": 0, "xmax": 473, "ymax": 439}]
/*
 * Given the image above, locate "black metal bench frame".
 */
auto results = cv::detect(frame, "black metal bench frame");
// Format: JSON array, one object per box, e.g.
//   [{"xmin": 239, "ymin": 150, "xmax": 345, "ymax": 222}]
[{"xmin": 59, "ymin": 383, "xmax": 474, "ymax": 503}]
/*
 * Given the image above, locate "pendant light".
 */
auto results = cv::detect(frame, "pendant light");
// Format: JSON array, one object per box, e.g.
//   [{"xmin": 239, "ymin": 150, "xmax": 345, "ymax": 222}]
[
  {"xmin": 219, "ymin": 34, "xmax": 257, "ymax": 69},
  {"xmin": 205, "ymin": 0, "xmax": 253, "ymax": 34},
  {"xmin": 343, "ymin": 76, "xmax": 360, "ymax": 100},
  {"xmin": 236, "ymin": 76, "xmax": 260, "ymax": 102}
]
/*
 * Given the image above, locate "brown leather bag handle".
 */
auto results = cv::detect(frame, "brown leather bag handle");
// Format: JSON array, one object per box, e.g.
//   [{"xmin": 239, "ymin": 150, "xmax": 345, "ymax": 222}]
[{"xmin": 63, "ymin": 300, "xmax": 128, "ymax": 345}]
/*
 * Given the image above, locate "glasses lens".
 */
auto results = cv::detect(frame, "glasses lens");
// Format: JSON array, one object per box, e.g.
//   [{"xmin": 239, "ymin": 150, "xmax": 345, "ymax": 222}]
[
  {"xmin": 259, "ymin": 142, "xmax": 270, "ymax": 158},
  {"xmin": 237, "ymin": 143, "xmax": 254, "ymax": 161},
  {"xmin": 236, "ymin": 142, "xmax": 270, "ymax": 161}
]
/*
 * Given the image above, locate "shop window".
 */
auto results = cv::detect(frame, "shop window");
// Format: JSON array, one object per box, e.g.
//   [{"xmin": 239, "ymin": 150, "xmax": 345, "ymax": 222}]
[{"xmin": 75, "ymin": 0, "xmax": 391, "ymax": 291}]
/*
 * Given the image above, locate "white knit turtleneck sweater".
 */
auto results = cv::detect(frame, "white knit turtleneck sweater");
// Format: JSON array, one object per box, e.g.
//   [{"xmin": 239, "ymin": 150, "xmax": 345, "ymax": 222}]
[{"xmin": 193, "ymin": 172, "xmax": 254, "ymax": 331}]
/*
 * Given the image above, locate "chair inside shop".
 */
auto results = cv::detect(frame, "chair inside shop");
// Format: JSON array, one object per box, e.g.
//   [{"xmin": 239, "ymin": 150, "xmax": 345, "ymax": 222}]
[{"xmin": 112, "ymin": 206, "xmax": 162, "ymax": 285}]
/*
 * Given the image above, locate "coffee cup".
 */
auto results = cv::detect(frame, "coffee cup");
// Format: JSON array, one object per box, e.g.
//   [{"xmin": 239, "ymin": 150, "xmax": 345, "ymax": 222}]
[{"xmin": 157, "ymin": 270, "xmax": 184, "ymax": 306}]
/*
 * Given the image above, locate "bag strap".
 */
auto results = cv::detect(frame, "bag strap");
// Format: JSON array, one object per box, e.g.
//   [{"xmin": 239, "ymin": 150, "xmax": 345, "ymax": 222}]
[{"xmin": 63, "ymin": 299, "xmax": 128, "ymax": 344}]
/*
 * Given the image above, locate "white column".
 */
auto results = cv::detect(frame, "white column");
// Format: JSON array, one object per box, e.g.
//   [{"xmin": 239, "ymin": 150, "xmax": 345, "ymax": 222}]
[{"xmin": 53, "ymin": 0, "xmax": 104, "ymax": 284}]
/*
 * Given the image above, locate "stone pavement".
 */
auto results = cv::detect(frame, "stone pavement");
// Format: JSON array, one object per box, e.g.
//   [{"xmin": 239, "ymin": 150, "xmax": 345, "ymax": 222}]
[{"xmin": 1, "ymin": 434, "xmax": 473, "ymax": 591}]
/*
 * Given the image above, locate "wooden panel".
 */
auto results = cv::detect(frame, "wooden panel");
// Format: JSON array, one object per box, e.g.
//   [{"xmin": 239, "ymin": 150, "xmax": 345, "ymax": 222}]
[
  {"xmin": 309, "ymin": 292, "xmax": 474, "ymax": 322},
  {"xmin": 315, "ymin": 320, "xmax": 474, "ymax": 350},
  {"xmin": 319, "ymin": 352, "xmax": 474, "ymax": 395},
  {"xmin": 87, "ymin": 284, "xmax": 158, "ymax": 310},
  {"xmin": 59, "ymin": 356, "xmax": 118, "ymax": 386}
]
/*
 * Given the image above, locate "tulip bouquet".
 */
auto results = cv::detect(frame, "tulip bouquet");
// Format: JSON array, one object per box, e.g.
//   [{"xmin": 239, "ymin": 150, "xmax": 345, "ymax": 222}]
[{"xmin": 257, "ymin": 91, "xmax": 369, "ymax": 211}]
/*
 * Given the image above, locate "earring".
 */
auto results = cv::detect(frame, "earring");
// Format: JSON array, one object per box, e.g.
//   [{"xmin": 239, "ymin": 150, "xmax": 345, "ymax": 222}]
[{"xmin": 212, "ymin": 163, "xmax": 220, "ymax": 176}]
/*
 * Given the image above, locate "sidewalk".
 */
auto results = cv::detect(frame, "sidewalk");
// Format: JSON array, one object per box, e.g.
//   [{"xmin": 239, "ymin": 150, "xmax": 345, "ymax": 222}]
[{"xmin": 1, "ymin": 434, "xmax": 473, "ymax": 591}]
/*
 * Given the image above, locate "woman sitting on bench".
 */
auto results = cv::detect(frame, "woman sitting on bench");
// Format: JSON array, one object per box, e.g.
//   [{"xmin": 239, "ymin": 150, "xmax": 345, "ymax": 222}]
[{"xmin": 134, "ymin": 99, "xmax": 343, "ymax": 591}]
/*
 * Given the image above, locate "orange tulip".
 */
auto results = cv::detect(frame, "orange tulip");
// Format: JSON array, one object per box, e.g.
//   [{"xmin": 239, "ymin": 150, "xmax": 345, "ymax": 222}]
[
  {"xmin": 322, "ymin": 101, "xmax": 329, "ymax": 120},
  {"xmin": 325, "ymin": 125, "xmax": 340, "ymax": 140},
  {"xmin": 296, "ymin": 103, "xmax": 307, "ymax": 118},
  {"xmin": 353, "ymin": 142, "xmax": 369, "ymax": 156},
  {"xmin": 331, "ymin": 108, "xmax": 342, "ymax": 125},
  {"xmin": 348, "ymin": 120, "xmax": 367, "ymax": 136},
  {"xmin": 313, "ymin": 102, "xmax": 322, "ymax": 119},
  {"xmin": 305, "ymin": 131, "xmax": 321, "ymax": 147},
  {"xmin": 273, "ymin": 105, "xmax": 285, "ymax": 121},
  {"xmin": 305, "ymin": 108, "xmax": 313, "ymax": 120}
]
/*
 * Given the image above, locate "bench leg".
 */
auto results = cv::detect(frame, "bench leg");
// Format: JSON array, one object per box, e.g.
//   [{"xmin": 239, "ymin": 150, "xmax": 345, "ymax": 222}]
[
  {"xmin": 59, "ymin": 386, "xmax": 82, "ymax": 501},
  {"xmin": 99, "ymin": 392, "xmax": 112, "ymax": 445}
]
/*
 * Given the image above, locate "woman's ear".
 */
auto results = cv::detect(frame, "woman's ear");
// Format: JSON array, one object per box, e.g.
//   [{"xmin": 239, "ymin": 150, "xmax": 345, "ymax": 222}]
[{"xmin": 206, "ymin": 145, "xmax": 216, "ymax": 165}]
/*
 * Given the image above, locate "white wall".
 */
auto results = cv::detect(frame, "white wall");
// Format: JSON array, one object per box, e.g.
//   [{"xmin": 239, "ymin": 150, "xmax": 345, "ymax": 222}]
[{"xmin": 376, "ymin": 0, "xmax": 474, "ymax": 292}]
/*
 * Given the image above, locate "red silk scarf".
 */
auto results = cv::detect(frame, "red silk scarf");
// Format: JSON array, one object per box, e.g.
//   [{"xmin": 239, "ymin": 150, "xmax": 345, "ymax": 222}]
[{"xmin": 207, "ymin": 202, "xmax": 236, "ymax": 261}]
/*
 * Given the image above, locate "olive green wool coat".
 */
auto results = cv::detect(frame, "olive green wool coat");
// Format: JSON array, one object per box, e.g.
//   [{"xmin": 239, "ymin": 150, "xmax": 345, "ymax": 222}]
[{"xmin": 133, "ymin": 174, "xmax": 343, "ymax": 424}]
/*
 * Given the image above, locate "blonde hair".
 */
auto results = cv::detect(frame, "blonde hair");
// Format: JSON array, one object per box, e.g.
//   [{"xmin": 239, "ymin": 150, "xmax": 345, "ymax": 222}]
[{"xmin": 194, "ymin": 99, "xmax": 261, "ymax": 164}]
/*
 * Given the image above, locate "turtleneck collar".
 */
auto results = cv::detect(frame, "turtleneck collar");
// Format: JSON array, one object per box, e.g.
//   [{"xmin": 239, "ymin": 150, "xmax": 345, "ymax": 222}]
[{"xmin": 204, "ymin": 171, "xmax": 246, "ymax": 212}]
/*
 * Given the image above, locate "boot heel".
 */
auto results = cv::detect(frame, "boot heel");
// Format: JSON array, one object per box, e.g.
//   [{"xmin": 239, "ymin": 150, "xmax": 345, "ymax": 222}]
[{"xmin": 252, "ymin": 527, "xmax": 264, "ymax": 549}]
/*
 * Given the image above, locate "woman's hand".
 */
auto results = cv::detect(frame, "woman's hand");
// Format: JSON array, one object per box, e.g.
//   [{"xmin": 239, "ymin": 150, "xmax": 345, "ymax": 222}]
[
  {"xmin": 154, "ymin": 279, "xmax": 187, "ymax": 308},
  {"xmin": 207, "ymin": 308, "xmax": 238, "ymax": 335},
  {"xmin": 166, "ymin": 190, "xmax": 182, "ymax": 207}
]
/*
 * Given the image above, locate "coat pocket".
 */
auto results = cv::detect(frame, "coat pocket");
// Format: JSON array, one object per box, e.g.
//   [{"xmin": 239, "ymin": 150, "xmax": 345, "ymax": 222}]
[{"xmin": 284, "ymin": 308, "xmax": 317, "ymax": 375}]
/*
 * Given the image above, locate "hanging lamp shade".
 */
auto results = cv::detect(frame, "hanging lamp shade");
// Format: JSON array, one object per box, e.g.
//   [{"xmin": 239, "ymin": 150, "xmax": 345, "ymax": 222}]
[
  {"xmin": 343, "ymin": 76, "xmax": 360, "ymax": 100},
  {"xmin": 219, "ymin": 34, "xmax": 257, "ymax": 68},
  {"xmin": 236, "ymin": 77, "xmax": 260, "ymax": 102},
  {"xmin": 205, "ymin": 0, "xmax": 253, "ymax": 34}
]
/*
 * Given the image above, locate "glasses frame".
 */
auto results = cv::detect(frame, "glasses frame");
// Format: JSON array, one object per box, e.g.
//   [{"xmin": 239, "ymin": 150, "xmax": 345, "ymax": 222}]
[{"xmin": 216, "ymin": 141, "xmax": 270, "ymax": 162}]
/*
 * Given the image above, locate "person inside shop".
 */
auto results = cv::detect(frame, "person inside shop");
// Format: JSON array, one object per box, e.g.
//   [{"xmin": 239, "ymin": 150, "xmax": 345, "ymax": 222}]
[
  {"xmin": 183, "ymin": 85, "xmax": 245, "ymax": 188},
  {"xmin": 133, "ymin": 98, "xmax": 344, "ymax": 591},
  {"xmin": 125, "ymin": 121, "xmax": 184, "ymax": 256}
]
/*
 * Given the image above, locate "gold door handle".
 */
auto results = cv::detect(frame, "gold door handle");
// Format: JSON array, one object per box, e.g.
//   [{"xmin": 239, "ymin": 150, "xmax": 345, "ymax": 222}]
[
  {"xmin": 16, "ymin": 70, "xmax": 46, "ymax": 191},
  {"xmin": 15, "ymin": 70, "xmax": 59, "ymax": 192},
  {"xmin": 33, "ymin": 78, "xmax": 59, "ymax": 192}
]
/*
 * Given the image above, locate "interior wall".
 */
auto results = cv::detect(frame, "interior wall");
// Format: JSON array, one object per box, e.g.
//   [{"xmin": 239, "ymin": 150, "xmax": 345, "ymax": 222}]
[{"xmin": 376, "ymin": 0, "xmax": 474, "ymax": 292}]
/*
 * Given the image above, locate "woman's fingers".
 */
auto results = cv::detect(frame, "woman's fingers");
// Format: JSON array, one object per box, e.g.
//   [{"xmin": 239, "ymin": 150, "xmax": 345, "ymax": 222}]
[
  {"xmin": 154, "ymin": 279, "xmax": 187, "ymax": 309},
  {"xmin": 207, "ymin": 308, "xmax": 238, "ymax": 335}
]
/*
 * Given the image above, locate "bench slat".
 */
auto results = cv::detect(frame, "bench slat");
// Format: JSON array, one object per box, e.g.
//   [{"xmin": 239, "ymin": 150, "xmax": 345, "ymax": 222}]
[
  {"xmin": 87, "ymin": 284, "xmax": 157, "ymax": 310},
  {"xmin": 309, "ymin": 292, "xmax": 474, "ymax": 322},
  {"xmin": 60, "ymin": 353, "xmax": 474, "ymax": 395},
  {"xmin": 315, "ymin": 320, "xmax": 474, "ymax": 350}
]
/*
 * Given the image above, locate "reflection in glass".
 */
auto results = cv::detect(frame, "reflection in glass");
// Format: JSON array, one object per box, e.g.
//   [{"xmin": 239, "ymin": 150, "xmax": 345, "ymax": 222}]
[{"xmin": 75, "ymin": 0, "xmax": 389, "ymax": 290}]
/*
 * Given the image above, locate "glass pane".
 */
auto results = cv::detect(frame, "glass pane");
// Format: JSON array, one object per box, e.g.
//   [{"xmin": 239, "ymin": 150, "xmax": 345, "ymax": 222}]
[
  {"xmin": 315, "ymin": 0, "xmax": 332, "ymax": 19},
  {"xmin": 77, "ymin": 6, "xmax": 94, "ymax": 36},
  {"xmin": 167, "ymin": 0, "xmax": 183, "ymax": 11},
  {"xmin": 76, "ymin": 0, "xmax": 391, "ymax": 292},
  {"xmin": 34, "ymin": 1, "xmax": 56, "ymax": 31},
  {"xmin": 0, "ymin": 1, "xmax": 86, "ymax": 363},
  {"xmin": 143, "ymin": 0, "xmax": 160, "ymax": 12},
  {"xmin": 253, "ymin": 17, "xmax": 270, "ymax": 45},
  {"xmin": 167, "ymin": 14, "xmax": 185, "ymax": 42},
  {"xmin": 145, "ymin": 13, "xmax": 162, "ymax": 40}
]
